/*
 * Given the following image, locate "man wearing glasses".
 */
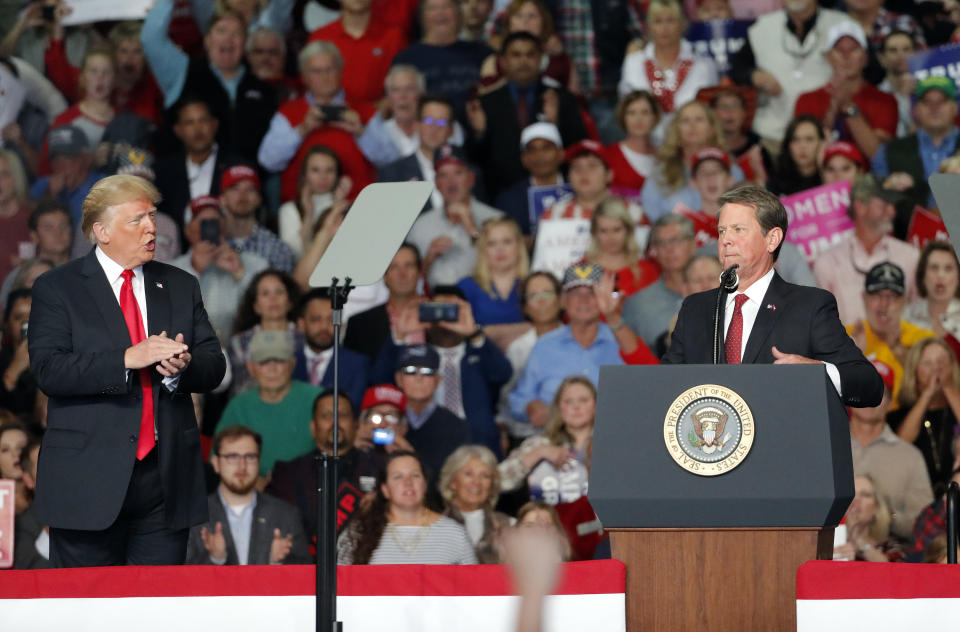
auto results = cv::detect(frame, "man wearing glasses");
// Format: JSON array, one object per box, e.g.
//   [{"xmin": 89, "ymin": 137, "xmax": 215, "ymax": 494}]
[
  {"xmin": 186, "ymin": 426, "xmax": 310, "ymax": 565},
  {"xmin": 394, "ymin": 344, "xmax": 472, "ymax": 480}
]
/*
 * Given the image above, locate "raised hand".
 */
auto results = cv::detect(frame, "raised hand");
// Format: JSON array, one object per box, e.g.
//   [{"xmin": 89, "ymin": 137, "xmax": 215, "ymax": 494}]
[
  {"xmin": 270, "ymin": 528, "xmax": 293, "ymax": 563},
  {"xmin": 201, "ymin": 521, "xmax": 227, "ymax": 560}
]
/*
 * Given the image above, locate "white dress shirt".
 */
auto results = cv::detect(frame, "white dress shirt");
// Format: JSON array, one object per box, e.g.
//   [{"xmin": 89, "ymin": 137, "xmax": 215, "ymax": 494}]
[
  {"xmin": 414, "ymin": 148, "xmax": 444, "ymax": 212},
  {"xmin": 303, "ymin": 345, "xmax": 333, "ymax": 385},
  {"xmin": 184, "ymin": 144, "xmax": 219, "ymax": 224},
  {"xmin": 724, "ymin": 268, "xmax": 842, "ymax": 396},
  {"xmin": 96, "ymin": 247, "xmax": 179, "ymax": 396}
]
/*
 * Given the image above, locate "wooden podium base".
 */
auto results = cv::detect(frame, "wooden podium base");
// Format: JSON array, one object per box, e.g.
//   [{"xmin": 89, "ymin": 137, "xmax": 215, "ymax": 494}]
[{"xmin": 609, "ymin": 527, "xmax": 834, "ymax": 632}]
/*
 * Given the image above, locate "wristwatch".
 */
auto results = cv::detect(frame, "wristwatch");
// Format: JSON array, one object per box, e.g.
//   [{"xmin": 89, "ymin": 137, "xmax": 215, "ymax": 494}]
[{"xmin": 841, "ymin": 104, "xmax": 860, "ymax": 118}]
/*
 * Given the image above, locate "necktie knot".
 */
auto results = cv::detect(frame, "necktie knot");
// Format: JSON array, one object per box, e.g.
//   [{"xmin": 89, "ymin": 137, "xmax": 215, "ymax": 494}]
[
  {"xmin": 121, "ymin": 269, "xmax": 134, "ymax": 283},
  {"xmin": 734, "ymin": 293, "xmax": 749, "ymax": 310}
]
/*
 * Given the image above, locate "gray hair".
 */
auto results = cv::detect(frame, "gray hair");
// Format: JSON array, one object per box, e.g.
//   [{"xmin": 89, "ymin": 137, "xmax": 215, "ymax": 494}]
[
  {"xmin": 246, "ymin": 26, "xmax": 285, "ymax": 57},
  {"xmin": 439, "ymin": 445, "xmax": 501, "ymax": 509},
  {"xmin": 717, "ymin": 184, "xmax": 788, "ymax": 261},
  {"xmin": 298, "ymin": 40, "xmax": 343, "ymax": 73},
  {"xmin": 652, "ymin": 213, "xmax": 695, "ymax": 240},
  {"xmin": 385, "ymin": 64, "xmax": 426, "ymax": 93}
]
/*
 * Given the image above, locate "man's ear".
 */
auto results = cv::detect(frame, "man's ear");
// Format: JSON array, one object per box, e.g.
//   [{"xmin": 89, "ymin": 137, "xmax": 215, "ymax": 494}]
[{"xmin": 766, "ymin": 227, "xmax": 784, "ymax": 253}]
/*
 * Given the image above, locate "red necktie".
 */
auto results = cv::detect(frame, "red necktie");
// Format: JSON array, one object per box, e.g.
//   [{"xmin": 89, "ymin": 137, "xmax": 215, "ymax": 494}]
[
  {"xmin": 120, "ymin": 269, "xmax": 156, "ymax": 459},
  {"xmin": 725, "ymin": 293, "xmax": 750, "ymax": 365}
]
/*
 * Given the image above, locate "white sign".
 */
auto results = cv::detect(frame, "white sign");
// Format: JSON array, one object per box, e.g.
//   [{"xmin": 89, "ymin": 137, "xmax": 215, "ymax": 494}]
[
  {"xmin": 531, "ymin": 217, "xmax": 592, "ymax": 281},
  {"xmin": 62, "ymin": 0, "xmax": 153, "ymax": 26}
]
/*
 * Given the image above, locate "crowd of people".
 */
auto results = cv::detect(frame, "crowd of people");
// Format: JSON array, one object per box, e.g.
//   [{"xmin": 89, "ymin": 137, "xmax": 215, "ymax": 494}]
[{"xmin": 2, "ymin": 0, "xmax": 960, "ymax": 568}]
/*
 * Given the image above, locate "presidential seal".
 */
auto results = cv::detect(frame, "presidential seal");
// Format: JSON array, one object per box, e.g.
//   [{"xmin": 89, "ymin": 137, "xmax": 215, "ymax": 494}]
[{"xmin": 662, "ymin": 384, "xmax": 755, "ymax": 476}]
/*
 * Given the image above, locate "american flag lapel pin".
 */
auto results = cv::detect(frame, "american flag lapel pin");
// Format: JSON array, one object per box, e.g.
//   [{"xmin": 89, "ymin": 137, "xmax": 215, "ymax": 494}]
[
  {"xmin": 155, "ymin": 281, "xmax": 164, "ymax": 289},
  {"xmin": 766, "ymin": 304, "xmax": 776, "ymax": 311}
]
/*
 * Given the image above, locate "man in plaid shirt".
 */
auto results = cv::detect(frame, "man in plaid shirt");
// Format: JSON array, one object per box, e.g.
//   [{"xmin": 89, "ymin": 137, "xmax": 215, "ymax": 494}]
[
  {"xmin": 911, "ymin": 468, "xmax": 960, "ymax": 554},
  {"xmin": 220, "ymin": 165, "xmax": 295, "ymax": 273}
]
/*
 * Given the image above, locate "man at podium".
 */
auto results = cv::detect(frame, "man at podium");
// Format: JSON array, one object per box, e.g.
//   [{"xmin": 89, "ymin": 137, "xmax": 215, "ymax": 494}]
[{"xmin": 663, "ymin": 185, "xmax": 883, "ymax": 408}]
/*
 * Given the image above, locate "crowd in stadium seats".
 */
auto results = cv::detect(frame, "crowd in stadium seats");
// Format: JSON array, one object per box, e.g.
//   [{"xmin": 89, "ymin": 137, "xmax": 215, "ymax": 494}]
[{"xmin": 4, "ymin": 0, "xmax": 960, "ymax": 568}]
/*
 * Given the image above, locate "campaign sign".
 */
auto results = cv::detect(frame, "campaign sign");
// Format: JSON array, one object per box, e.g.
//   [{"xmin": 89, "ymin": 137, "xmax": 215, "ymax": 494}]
[
  {"xmin": 907, "ymin": 206, "xmax": 950, "ymax": 249},
  {"xmin": 531, "ymin": 217, "xmax": 592, "ymax": 280},
  {"xmin": 528, "ymin": 184, "xmax": 574, "ymax": 232},
  {"xmin": 781, "ymin": 181, "xmax": 855, "ymax": 263},
  {"xmin": 908, "ymin": 43, "xmax": 960, "ymax": 84},
  {"xmin": 685, "ymin": 20, "xmax": 752, "ymax": 76},
  {"xmin": 0, "ymin": 480, "xmax": 13, "ymax": 569}
]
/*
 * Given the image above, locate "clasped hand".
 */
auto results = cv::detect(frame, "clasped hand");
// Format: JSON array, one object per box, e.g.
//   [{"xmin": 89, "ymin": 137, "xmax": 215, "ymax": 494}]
[{"xmin": 124, "ymin": 331, "xmax": 192, "ymax": 377}]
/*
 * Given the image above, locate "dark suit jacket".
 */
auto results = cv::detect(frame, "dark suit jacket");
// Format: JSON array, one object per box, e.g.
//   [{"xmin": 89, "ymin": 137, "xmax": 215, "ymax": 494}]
[
  {"xmin": 371, "ymin": 339, "xmax": 513, "ymax": 457},
  {"xmin": 494, "ymin": 177, "xmax": 534, "ymax": 236},
  {"xmin": 13, "ymin": 506, "xmax": 51, "ymax": 569},
  {"xmin": 342, "ymin": 303, "xmax": 391, "ymax": 363},
  {"xmin": 154, "ymin": 148, "xmax": 241, "ymax": 241},
  {"xmin": 376, "ymin": 152, "xmax": 488, "ymax": 209},
  {"xmin": 29, "ymin": 250, "xmax": 226, "ymax": 531},
  {"xmin": 185, "ymin": 491, "xmax": 311, "ymax": 565},
  {"xmin": 662, "ymin": 272, "xmax": 883, "ymax": 408},
  {"xmin": 292, "ymin": 344, "xmax": 369, "ymax": 411},
  {"xmin": 470, "ymin": 78, "xmax": 588, "ymax": 197}
]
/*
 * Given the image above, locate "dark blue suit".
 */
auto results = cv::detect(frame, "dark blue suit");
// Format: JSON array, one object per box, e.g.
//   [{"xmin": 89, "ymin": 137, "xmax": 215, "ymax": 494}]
[
  {"xmin": 371, "ymin": 338, "xmax": 512, "ymax": 458},
  {"xmin": 494, "ymin": 178, "xmax": 534, "ymax": 236},
  {"xmin": 293, "ymin": 345, "xmax": 369, "ymax": 411}
]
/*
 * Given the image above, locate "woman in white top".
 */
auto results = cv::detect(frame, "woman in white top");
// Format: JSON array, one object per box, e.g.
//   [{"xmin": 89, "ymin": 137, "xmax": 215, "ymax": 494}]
[
  {"xmin": 278, "ymin": 145, "xmax": 352, "ymax": 258},
  {"xmin": 618, "ymin": 0, "xmax": 717, "ymax": 135},
  {"xmin": 338, "ymin": 452, "xmax": 477, "ymax": 565},
  {"xmin": 440, "ymin": 445, "xmax": 515, "ymax": 563},
  {"xmin": 904, "ymin": 241, "xmax": 960, "ymax": 339}
]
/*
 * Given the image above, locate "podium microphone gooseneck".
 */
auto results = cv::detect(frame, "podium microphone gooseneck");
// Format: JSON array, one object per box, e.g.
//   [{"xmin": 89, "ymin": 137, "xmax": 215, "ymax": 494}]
[{"xmin": 713, "ymin": 264, "xmax": 739, "ymax": 364}]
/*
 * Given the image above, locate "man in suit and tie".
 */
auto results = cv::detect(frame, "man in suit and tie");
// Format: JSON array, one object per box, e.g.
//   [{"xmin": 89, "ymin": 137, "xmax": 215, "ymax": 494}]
[
  {"xmin": 663, "ymin": 185, "xmax": 883, "ymax": 408},
  {"xmin": 186, "ymin": 425, "xmax": 310, "ymax": 565},
  {"xmin": 29, "ymin": 174, "xmax": 227, "ymax": 567}
]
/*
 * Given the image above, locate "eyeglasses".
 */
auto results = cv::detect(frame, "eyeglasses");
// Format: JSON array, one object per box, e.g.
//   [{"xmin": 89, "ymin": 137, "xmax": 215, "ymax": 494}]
[
  {"xmin": 421, "ymin": 116, "xmax": 450, "ymax": 127},
  {"xmin": 218, "ymin": 452, "xmax": 259, "ymax": 465},
  {"xmin": 526, "ymin": 290, "xmax": 557, "ymax": 302},
  {"xmin": 367, "ymin": 413, "xmax": 401, "ymax": 426},
  {"xmin": 400, "ymin": 366, "xmax": 436, "ymax": 376}
]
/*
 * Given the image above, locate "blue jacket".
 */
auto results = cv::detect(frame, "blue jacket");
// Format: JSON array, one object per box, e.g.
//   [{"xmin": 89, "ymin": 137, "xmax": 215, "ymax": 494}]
[{"xmin": 293, "ymin": 345, "xmax": 369, "ymax": 411}]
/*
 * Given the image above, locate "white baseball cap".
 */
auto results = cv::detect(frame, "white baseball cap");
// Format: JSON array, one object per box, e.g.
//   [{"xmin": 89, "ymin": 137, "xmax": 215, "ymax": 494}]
[
  {"xmin": 825, "ymin": 21, "xmax": 867, "ymax": 51},
  {"xmin": 520, "ymin": 122, "xmax": 563, "ymax": 150}
]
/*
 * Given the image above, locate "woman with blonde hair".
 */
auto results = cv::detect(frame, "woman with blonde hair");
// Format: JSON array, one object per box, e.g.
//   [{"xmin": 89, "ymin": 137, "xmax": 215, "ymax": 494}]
[
  {"xmin": 457, "ymin": 217, "xmax": 532, "ymax": 346},
  {"xmin": 618, "ymin": 0, "xmax": 717, "ymax": 127},
  {"xmin": 583, "ymin": 197, "xmax": 658, "ymax": 298},
  {"xmin": 640, "ymin": 100, "xmax": 743, "ymax": 219},
  {"xmin": 833, "ymin": 475, "xmax": 905, "ymax": 562},
  {"xmin": 889, "ymin": 336, "xmax": 960, "ymax": 491},
  {"xmin": 440, "ymin": 445, "xmax": 515, "ymax": 563},
  {"xmin": 499, "ymin": 376, "xmax": 595, "ymax": 504}
]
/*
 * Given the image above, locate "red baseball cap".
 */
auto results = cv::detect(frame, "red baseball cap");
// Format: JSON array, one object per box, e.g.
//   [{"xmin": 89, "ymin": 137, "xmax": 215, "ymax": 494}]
[
  {"xmin": 189, "ymin": 195, "xmax": 221, "ymax": 216},
  {"xmin": 690, "ymin": 147, "xmax": 731, "ymax": 173},
  {"xmin": 361, "ymin": 384, "xmax": 407, "ymax": 412},
  {"xmin": 564, "ymin": 139, "xmax": 608, "ymax": 166},
  {"xmin": 870, "ymin": 359, "xmax": 895, "ymax": 393},
  {"xmin": 822, "ymin": 141, "xmax": 866, "ymax": 170},
  {"xmin": 220, "ymin": 165, "xmax": 261, "ymax": 191}
]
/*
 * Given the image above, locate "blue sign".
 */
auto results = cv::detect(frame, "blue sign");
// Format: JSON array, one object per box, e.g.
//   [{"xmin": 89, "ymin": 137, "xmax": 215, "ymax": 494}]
[
  {"xmin": 528, "ymin": 183, "xmax": 574, "ymax": 231},
  {"xmin": 908, "ymin": 44, "xmax": 960, "ymax": 84},
  {"xmin": 685, "ymin": 19, "xmax": 752, "ymax": 77}
]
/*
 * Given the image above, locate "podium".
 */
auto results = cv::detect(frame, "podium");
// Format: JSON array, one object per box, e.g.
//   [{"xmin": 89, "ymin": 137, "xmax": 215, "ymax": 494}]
[{"xmin": 590, "ymin": 364, "xmax": 853, "ymax": 632}]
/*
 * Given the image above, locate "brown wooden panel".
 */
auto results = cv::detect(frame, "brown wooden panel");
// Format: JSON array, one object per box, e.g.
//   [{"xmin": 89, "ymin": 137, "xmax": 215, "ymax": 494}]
[{"xmin": 609, "ymin": 528, "xmax": 833, "ymax": 632}]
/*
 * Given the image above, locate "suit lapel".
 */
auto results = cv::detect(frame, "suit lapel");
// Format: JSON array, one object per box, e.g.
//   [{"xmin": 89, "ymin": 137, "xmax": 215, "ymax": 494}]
[
  {"xmin": 143, "ymin": 263, "xmax": 171, "ymax": 405},
  {"xmin": 742, "ymin": 273, "xmax": 786, "ymax": 364},
  {"xmin": 80, "ymin": 250, "xmax": 132, "ymax": 348},
  {"xmin": 250, "ymin": 497, "xmax": 271, "ymax": 565},
  {"xmin": 210, "ymin": 500, "xmax": 240, "ymax": 566},
  {"xmin": 717, "ymin": 289, "xmax": 728, "ymax": 364}
]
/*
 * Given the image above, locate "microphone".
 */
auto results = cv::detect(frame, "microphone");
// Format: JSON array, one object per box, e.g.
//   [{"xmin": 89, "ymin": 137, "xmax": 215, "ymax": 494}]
[{"xmin": 719, "ymin": 264, "xmax": 740, "ymax": 293}]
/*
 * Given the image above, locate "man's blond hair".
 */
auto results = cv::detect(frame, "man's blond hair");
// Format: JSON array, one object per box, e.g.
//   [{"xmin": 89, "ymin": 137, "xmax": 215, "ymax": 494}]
[{"xmin": 81, "ymin": 175, "xmax": 161, "ymax": 242}]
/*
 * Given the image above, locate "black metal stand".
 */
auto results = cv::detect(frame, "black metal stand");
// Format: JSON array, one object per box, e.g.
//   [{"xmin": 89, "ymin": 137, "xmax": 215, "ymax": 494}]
[
  {"xmin": 316, "ymin": 276, "xmax": 352, "ymax": 632},
  {"xmin": 948, "ymin": 480, "xmax": 958, "ymax": 564}
]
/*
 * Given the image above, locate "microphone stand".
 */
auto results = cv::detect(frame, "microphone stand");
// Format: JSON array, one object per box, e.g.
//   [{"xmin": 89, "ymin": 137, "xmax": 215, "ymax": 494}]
[
  {"xmin": 317, "ymin": 276, "xmax": 352, "ymax": 632},
  {"xmin": 713, "ymin": 265, "xmax": 739, "ymax": 364}
]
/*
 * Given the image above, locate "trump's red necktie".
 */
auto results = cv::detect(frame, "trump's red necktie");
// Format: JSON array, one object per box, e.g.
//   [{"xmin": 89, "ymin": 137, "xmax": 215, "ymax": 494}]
[
  {"xmin": 120, "ymin": 269, "xmax": 155, "ymax": 459},
  {"xmin": 725, "ymin": 293, "xmax": 749, "ymax": 365}
]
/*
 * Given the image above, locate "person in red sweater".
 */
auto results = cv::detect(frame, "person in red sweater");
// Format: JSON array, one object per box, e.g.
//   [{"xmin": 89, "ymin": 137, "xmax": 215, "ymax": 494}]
[
  {"xmin": 257, "ymin": 40, "xmax": 375, "ymax": 203},
  {"xmin": 308, "ymin": 0, "xmax": 407, "ymax": 113},
  {"xmin": 794, "ymin": 21, "xmax": 897, "ymax": 160},
  {"xmin": 44, "ymin": 21, "xmax": 163, "ymax": 125},
  {"xmin": 604, "ymin": 91, "xmax": 660, "ymax": 192}
]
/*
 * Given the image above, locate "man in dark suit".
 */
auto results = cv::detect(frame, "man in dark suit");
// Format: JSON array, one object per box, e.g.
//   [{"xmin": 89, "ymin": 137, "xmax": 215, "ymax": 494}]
[
  {"xmin": 292, "ymin": 288, "xmax": 369, "ymax": 410},
  {"xmin": 29, "ymin": 174, "xmax": 227, "ymax": 567},
  {"xmin": 154, "ymin": 97, "xmax": 240, "ymax": 243},
  {"xmin": 663, "ymin": 185, "xmax": 883, "ymax": 408},
  {"xmin": 186, "ymin": 426, "xmax": 310, "ymax": 565},
  {"xmin": 343, "ymin": 243, "xmax": 423, "ymax": 363},
  {"xmin": 466, "ymin": 31, "xmax": 588, "ymax": 198}
]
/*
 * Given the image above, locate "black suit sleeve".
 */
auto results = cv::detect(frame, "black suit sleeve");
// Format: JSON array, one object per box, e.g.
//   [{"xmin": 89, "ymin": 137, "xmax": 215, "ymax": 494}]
[
  {"xmin": 808, "ymin": 292, "xmax": 883, "ymax": 408},
  {"xmin": 29, "ymin": 273, "xmax": 130, "ymax": 398},
  {"xmin": 661, "ymin": 296, "xmax": 692, "ymax": 365}
]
